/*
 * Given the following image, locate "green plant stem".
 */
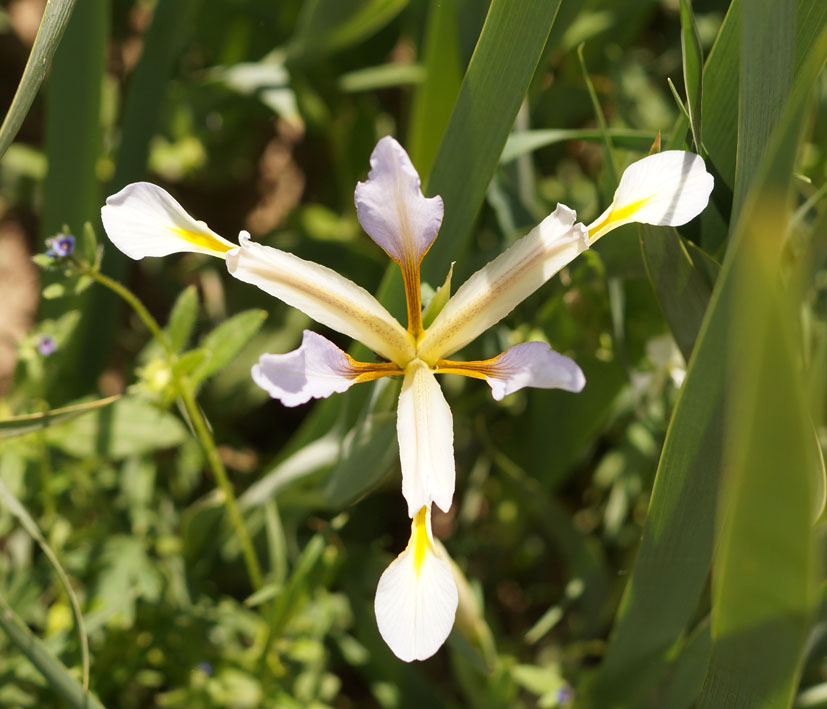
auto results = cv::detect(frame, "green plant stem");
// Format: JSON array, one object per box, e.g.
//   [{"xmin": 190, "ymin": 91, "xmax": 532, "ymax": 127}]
[
  {"xmin": 81, "ymin": 265, "xmax": 263, "ymax": 591},
  {"xmin": 176, "ymin": 377, "xmax": 263, "ymax": 590}
]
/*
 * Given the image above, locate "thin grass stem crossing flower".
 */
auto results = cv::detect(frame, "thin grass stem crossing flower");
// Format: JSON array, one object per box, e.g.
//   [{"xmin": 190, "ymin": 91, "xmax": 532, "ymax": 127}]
[{"xmin": 102, "ymin": 136, "xmax": 712, "ymax": 662}]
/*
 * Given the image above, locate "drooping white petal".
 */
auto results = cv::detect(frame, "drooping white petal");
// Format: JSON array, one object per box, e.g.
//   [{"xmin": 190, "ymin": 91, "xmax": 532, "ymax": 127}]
[
  {"xmin": 438, "ymin": 341, "xmax": 586, "ymax": 400},
  {"xmin": 101, "ymin": 182, "xmax": 236, "ymax": 259},
  {"xmin": 417, "ymin": 205, "xmax": 589, "ymax": 363},
  {"xmin": 226, "ymin": 233, "xmax": 415, "ymax": 366},
  {"xmin": 251, "ymin": 330, "xmax": 367, "ymax": 407},
  {"xmin": 354, "ymin": 136, "xmax": 444, "ymax": 269},
  {"xmin": 587, "ymin": 151, "xmax": 714, "ymax": 240},
  {"xmin": 374, "ymin": 506, "xmax": 458, "ymax": 662},
  {"xmin": 397, "ymin": 360, "xmax": 455, "ymax": 516}
]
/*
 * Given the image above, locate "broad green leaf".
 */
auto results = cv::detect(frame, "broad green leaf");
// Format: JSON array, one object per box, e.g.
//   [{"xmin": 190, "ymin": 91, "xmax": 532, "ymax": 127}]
[
  {"xmin": 697, "ymin": 197, "xmax": 816, "ymax": 709},
  {"xmin": 658, "ymin": 620, "xmax": 712, "ymax": 709},
  {"xmin": 731, "ymin": 0, "xmax": 795, "ymax": 223},
  {"xmin": 501, "ymin": 129, "xmax": 658, "ymax": 164},
  {"xmin": 698, "ymin": 0, "xmax": 827, "ymax": 252},
  {"xmin": 696, "ymin": 19, "xmax": 827, "ymax": 707},
  {"xmin": 45, "ymin": 396, "xmax": 188, "ymax": 459},
  {"xmin": 0, "ymin": 395, "xmax": 120, "ymax": 440},
  {"xmin": 679, "ymin": 0, "xmax": 703, "ymax": 153},
  {"xmin": 40, "ymin": 0, "xmax": 107, "ymax": 400},
  {"xmin": 0, "ymin": 593, "xmax": 105, "ymax": 709},
  {"xmin": 639, "ymin": 224, "xmax": 719, "ymax": 361},
  {"xmin": 166, "ymin": 285, "xmax": 199, "ymax": 353},
  {"xmin": 408, "ymin": 0, "xmax": 463, "ymax": 179},
  {"xmin": 0, "ymin": 0, "xmax": 78, "ymax": 162},
  {"xmin": 0, "ymin": 478, "xmax": 89, "ymax": 690},
  {"xmin": 191, "ymin": 309, "xmax": 267, "ymax": 385},
  {"xmin": 584, "ymin": 20, "xmax": 827, "ymax": 707},
  {"xmin": 324, "ymin": 411, "xmax": 398, "ymax": 507},
  {"xmin": 421, "ymin": 0, "xmax": 563, "ymax": 284}
]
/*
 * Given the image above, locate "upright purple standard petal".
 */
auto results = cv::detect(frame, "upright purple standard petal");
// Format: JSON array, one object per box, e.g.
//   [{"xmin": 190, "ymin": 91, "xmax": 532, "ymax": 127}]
[{"xmin": 354, "ymin": 136, "xmax": 444, "ymax": 268}]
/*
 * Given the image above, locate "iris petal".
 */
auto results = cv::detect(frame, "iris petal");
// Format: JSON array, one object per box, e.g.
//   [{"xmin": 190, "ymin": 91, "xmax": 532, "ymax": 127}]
[
  {"xmin": 227, "ymin": 233, "xmax": 415, "ymax": 366},
  {"xmin": 102, "ymin": 182, "xmax": 236, "ymax": 259},
  {"xmin": 397, "ymin": 360, "xmax": 455, "ymax": 516},
  {"xmin": 374, "ymin": 506, "xmax": 458, "ymax": 662},
  {"xmin": 418, "ymin": 205, "xmax": 589, "ymax": 363},
  {"xmin": 252, "ymin": 330, "xmax": 401, "ymax": 407},
  {"xmin": 587, "ymin": 150, "xmax": 714, "ymax": 240},
  {"xmin": 437, "ymin": 341, "xmax": 586, "ymax": 400}
]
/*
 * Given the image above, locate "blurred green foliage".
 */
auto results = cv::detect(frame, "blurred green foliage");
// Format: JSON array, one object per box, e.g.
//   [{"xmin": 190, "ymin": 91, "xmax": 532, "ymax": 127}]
[{"xmin": 0, "ymin": 0, "xmax": 825, "ymax": 707}]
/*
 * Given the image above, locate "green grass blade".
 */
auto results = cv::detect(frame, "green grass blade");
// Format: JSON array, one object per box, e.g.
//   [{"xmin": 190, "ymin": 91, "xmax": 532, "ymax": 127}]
[
  {"xmin": 696, "ymin": 192, "xmax": 817, "ymax": 709},
  {"xmin": 501, "ymin": 128, "xmax": 658, "ymax": 163},
  {"xmin": 0, "ymin": 479, "xmax": 90, "ymax": 690},
  {"xmin": 639, "ymin": 225, "xmax": 719, "ymax": 362},
  {"xmin": 420, "ymin": 0, "xmax": 563, "ymax": 284},
  {"xmin": 584, "ymin": 20, "xmax": 827, "ymax": 707},
  {"xmin": 0, "ymin": 0, "xmax": 78, "ymax": 162},
  {"xmin": 679, "ymin": 0, "xmax": 703, "ymax": 153},
  {"xmin": 730, "ymin": 0, "xmax": 795, "ymax": 223},
  {"xmin": 0, "ymin": 592, "xmax": 105, "ymax": 709},
  {"xmin": 0, "ymin": 395, "xmax": 120, "ymax": 440},
  {"xmin": 407, "ymin": 0, "xmax": 462, "ymax": 179},
  {"xmin": 39, "ymin": 0, "xmax": 107, "ymax": 401},
  {"xmin": 576, "ymin": 42, "xmax": 618, "ymax": 184}
]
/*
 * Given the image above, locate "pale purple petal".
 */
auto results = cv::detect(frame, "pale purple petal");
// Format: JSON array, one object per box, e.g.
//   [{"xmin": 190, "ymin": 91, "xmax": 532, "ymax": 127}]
[
  {"xmin": 354, "ymin": 136, "xmax": 444, "ymax": 267},
  {"xmin": 251, "ymin": 330, "xmax": 361, "ymax": 407},
  {"xmin": 484, "ymin": 342, "xmax": 585, "ymax": 400}
]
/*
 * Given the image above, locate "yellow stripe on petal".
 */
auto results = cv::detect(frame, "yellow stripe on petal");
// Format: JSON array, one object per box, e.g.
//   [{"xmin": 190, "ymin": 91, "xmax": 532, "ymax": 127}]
[
  {"xmin": 168, "ymin": 225, "xmax": 235, "ymax": 254},
  {"xmin": 586, "ymin": 151, "xmax": 713, "ymax": 242},
  {"xmin": 374, "ymin": 504, "xmax": 458, "ymax": 662},
  {"xmin": 412, "ymin": 506, "xmax": 429, "ymax": 576},
  {"xmin": 102, "ymin": 182, "xmax": 237, "ymax": 260},
  {"xmin": 587, "ymin": 195, "xmax": 653, "ymax": 241}
]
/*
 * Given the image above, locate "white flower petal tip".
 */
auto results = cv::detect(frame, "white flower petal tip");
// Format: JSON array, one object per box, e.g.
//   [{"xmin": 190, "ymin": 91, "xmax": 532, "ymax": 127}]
[
  {"xmin": 588, "ymin": 151, "xmax": 714, "ymax": 240},
  {"xmin": 355, "ymin": 136, "xmax": 444, "ymax": 267},
  {"xmin": 101, "ymin": 182, "xmax": 236, "ymax": 260},
  {"xmin": 251, "ymin": 330, "xmax": 369, "ymax": 407},
  {"xmin": 397, "ymin": 361, "xmax": 455, "ymax": 516},
  {"xmin": 374, "ymin": 507, "xmax": 458, "ymax": 662},
  {"xmin": 452, "ymin": 342, "xmax": 586, "ymax": 401}
]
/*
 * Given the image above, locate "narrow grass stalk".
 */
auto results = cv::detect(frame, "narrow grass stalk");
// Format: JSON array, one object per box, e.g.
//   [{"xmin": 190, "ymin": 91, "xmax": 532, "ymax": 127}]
[{"xmin": 81, "ymin": 265, "xmax": 263, "ymax": 590}]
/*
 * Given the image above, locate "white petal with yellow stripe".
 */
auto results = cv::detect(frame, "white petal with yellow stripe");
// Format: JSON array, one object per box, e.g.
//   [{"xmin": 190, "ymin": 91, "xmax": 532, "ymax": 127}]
[
  {"xmin": 587, "ymin": 150, "xmax": 714, "ymax": 240},
  {"xmin": 101, "ymin": 182, "xmax": 236, "ymax": 259},
  {"xmin": 374, "ymin": 506, "xmax": 458, "ymax": 662}
]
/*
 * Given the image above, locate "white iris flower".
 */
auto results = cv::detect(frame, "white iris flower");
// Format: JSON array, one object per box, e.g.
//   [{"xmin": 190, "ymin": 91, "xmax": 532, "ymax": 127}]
[{"xmin": 101, "ymin": 137, "xmax": 713, "ymax": 662}]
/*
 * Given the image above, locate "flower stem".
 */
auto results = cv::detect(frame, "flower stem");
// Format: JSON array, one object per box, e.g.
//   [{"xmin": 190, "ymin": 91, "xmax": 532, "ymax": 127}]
[{"xmin": 82, "ymin": 265, "xmax": 263, "ymax": 590}]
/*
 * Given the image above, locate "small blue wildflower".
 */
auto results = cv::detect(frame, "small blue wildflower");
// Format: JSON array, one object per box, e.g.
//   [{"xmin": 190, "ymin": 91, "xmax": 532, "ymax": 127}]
[
  {"xmin": 197, "ymin": 662, "xmax": 213, "ymax": 676},
  {"xmin": 556, "ymin": 686, "xmax": 574, "ymax": 705},
  {"xmin": 37, "ymin": 335, "xmax": 58, "ymax": 357},
  {"xmin": 45, "ymin": 234, "xmax": 75, "ymax": 259}
]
